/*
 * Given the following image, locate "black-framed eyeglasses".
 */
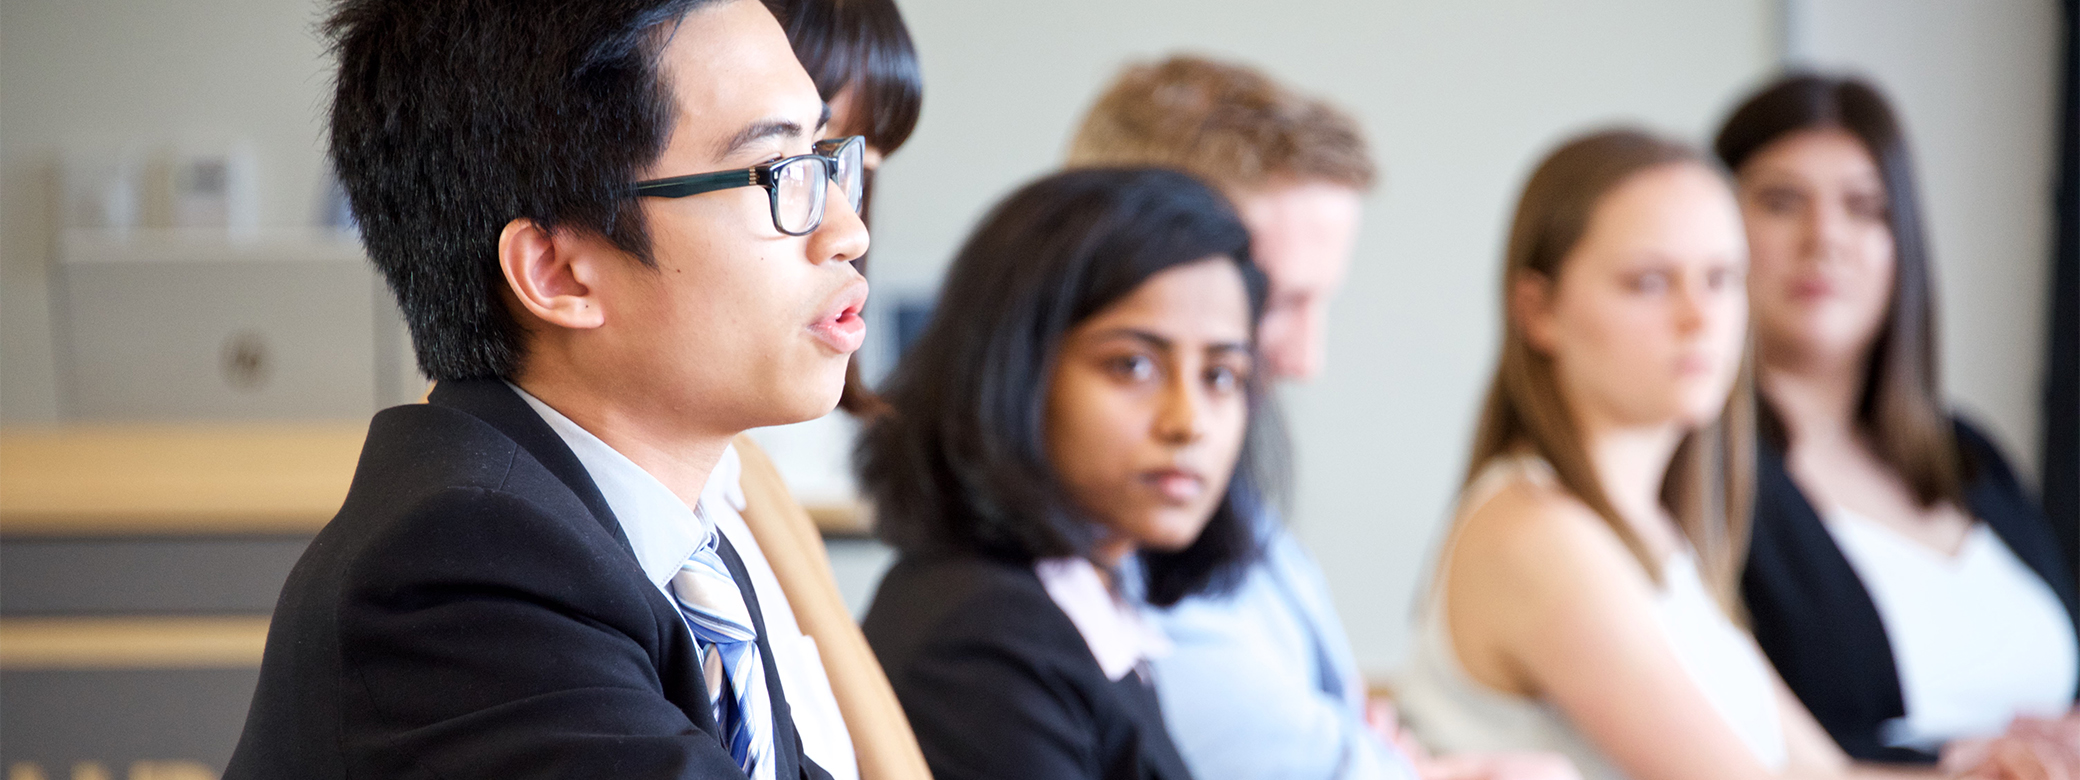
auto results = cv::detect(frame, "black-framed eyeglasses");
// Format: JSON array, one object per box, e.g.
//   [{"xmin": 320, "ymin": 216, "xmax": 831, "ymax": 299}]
[{"xmin": 633, "ymin": 135, "xmax": 865, "ymax": 236}]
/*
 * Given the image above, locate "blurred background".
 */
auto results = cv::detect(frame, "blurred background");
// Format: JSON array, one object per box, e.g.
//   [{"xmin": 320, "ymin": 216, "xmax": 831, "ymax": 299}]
[{"xmin": 0, "ymin": 0, "xmax": 2072, "ymax": 777}]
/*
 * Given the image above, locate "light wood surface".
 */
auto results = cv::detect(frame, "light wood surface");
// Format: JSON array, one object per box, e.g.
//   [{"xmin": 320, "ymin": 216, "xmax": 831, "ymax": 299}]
[
  {"xmin": 735, "ymin": 435, "xmax": 932, "ymax": 780},
  {"xmin": 0, "ymin": 616, "xmax": 270, "ymax": 669},
  {"xmin": 805, "ymin": 500, "xmax": 874, "ymax": 537},
  {"xmin": 0, "ymin": 424, "xmax": 367, "ymax": 535},
  {"xmin": 0, "ymin": 423, "xmax": 869, "ymax": 536}
]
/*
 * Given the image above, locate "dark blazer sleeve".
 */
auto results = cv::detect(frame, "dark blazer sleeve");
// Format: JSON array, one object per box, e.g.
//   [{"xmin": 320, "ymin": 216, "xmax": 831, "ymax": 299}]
[{"xmin": 333, "ymin": 484, "xmax": 748, "ymax": 780}]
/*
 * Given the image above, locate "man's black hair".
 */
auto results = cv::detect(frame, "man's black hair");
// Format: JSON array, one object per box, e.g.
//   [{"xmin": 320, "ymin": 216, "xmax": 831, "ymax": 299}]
[
  {"xmin": 326, "ymin": 0, "xmax": 726, "ymax": 380},
  {"xmin": 857, "ymin": 167, "xmax": 1281, "ymax": 606}
]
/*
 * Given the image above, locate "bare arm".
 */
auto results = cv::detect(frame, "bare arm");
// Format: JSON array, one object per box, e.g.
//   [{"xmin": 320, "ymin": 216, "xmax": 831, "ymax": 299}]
[{"xmin": 1444, "ymin": 482, "xmax": 1926, "ymax": 780}]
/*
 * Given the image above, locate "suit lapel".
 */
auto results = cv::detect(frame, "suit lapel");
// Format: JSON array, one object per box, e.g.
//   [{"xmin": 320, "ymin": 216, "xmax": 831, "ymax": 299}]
[
  {"xmin": 1112, "ymin": 673, "xmax": 1192, "ymax": 779},
  {"xmin": 426, "ymin": 379, "xmax": 729, "ymax": 737},
  {"xmin": 429, "ymin": 379, "xmax": 831, "ymax": 775},
  {"xmin": 1756, "ymin": 442, "xmax": 1911, "ymax": 722},
  {"xmin": 427, "ymin": 379, "xmax": 636, "ymax": 554}
]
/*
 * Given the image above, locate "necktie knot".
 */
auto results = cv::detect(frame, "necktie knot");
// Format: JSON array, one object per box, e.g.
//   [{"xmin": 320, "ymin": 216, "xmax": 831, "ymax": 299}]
[{"xmin": 675, "ymin": 542, "xmax": 757, "ymax": 643}]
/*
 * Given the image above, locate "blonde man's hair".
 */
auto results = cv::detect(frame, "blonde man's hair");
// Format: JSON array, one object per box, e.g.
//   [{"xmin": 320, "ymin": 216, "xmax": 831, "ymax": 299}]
[{"xmin": 1067, "ymin": 54, "xmax": 1375, "ymax": 193}]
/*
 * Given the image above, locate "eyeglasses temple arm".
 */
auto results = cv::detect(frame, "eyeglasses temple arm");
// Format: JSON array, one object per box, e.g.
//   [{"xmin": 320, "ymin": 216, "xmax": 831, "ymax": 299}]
[{"xmin": 634, "ymin": 167, "xmax": 766, "ymax": 199}]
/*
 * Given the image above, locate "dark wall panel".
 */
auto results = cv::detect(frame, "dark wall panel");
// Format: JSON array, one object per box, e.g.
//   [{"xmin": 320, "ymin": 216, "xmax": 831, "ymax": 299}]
[
  {"xmin": 0, "ymin": 669, "xmax": 259, "ymax": 775},
  {"xmin": 2047, "ymin": 0, "xmax": 2079, "ymax": 575},
  {"xmin": 0, "ymin": 537, "xmax": 310, "ymax": 616}
]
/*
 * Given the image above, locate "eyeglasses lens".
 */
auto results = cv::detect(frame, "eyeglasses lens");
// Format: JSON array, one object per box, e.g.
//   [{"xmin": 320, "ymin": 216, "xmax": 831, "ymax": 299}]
[
  {"xmin": 774, "ymin": 157, "xmax": 826, "ymax": 235},
  {"xmin": 837, "ymin": 139, "xmax": 865, "ymax": 214}
]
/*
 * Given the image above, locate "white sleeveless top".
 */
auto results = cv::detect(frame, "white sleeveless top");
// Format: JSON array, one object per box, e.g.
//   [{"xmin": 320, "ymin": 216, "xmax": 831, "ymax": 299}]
[
  {"xmin": 1395, "ymin": 455, "xmax": 1788, "ymax": 780},
  {"xmin": 1824, "ymin": 511, "xmax": 2079, "ymax": 751}
]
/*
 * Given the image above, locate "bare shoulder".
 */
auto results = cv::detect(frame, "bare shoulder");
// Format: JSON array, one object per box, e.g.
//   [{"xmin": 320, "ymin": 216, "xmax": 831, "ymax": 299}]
[
  {"xmin": 1442, "ymin": 470, "xmax": 1668, "ymax": 696},
  {"xmin": 1442, "ymin": 470, "xmax": 1664, "ymax": 647},
  {"xmin": 1449, "ymin": 474, "xmax": 1641, "ymax": 595}
]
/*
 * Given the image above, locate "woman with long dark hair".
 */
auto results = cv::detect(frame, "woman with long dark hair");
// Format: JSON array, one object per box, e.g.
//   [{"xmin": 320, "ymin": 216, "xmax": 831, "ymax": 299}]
[
  {"xmin": 857, "ymin": 167, "xmax": 1273, "ymax": 780},
  {"xmin": 1720, "ymin": 73, "xmax": 2080, "ymax": 769}
]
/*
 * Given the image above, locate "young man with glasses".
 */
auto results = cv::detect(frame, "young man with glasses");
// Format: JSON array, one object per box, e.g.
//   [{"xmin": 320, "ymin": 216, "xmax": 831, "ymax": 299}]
[{"xmin": 227, "ymin": 1, "xmax": 868, "ymax": 778}]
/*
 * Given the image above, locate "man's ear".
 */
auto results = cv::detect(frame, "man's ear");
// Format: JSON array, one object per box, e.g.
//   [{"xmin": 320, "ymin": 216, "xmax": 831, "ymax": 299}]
[
  {"xmin": 498, "ymin": 218, "xmax": 607, "ymax": 330},
  {"xmin": 1510, "ymin": 269, "xmax": 1559, "ymax": 354}
]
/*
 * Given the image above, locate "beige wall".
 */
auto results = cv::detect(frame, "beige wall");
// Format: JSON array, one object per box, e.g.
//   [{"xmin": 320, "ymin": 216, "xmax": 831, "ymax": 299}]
[{"xmin": 1787, "ymin": 0, "xmax": 2064, "ymax": 481}]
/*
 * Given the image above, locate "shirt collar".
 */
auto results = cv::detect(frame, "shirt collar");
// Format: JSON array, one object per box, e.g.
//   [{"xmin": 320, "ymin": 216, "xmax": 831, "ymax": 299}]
[
  {"xmin": 1034, "ymin": 557, "xmax": 1173, "ymax": 682},
  {"xmin": 509, "ymin": 383, "xmax": 740, "ymax": 591}
]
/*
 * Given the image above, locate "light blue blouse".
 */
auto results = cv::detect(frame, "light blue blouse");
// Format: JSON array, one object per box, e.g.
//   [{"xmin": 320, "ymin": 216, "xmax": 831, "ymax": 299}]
[{"xmin": 1140, "ymin": 518, "xmax": 1419, "ymax": 780}]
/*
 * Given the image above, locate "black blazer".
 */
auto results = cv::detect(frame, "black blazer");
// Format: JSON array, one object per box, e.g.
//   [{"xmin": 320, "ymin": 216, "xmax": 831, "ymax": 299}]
[
  {"xmin": 225, "ymin": 379, "xmax": 831, "ymax": 780},
  {"xmin": 862, "ymin": 554, "xmax": 1194, "ymax": 780},
  {"xmin": 1744, "ymin": 418, "xmax": 2080, "ymax": 763}
]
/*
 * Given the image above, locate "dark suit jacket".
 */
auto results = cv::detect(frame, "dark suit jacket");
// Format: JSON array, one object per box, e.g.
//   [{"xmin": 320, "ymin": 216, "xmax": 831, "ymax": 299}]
[
  {"xmin": 862, "ymin": 553, "xmax": 1194, "ymax": 780},
  {"xmin": 225, "ymin": 379, "xmax": 832, "ymax": 780},
  {"xmin": 1744, "ymin": 418, "xmax": 2080, "ymax": 763}
]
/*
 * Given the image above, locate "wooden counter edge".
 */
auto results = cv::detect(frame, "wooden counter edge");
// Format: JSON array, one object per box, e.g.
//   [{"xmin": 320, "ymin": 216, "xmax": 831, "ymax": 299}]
[{"xmin": 0, "ymin": 616, "xmax": 270, "ymax": 670}]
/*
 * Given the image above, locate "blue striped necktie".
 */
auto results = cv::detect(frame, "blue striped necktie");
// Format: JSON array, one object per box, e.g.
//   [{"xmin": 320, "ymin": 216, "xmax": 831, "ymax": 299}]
[{"xmin": 672, "ymin": 533, "xmax": 774, "ymax": 780}]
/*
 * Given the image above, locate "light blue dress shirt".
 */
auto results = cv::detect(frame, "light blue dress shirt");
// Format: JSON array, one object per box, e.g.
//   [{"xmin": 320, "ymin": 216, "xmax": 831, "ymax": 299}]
[
  {"xmin": 1144, "ymin": 517, "xmax": 1419, "ymax": 780},
  {"xmin": 510, "ymin": 384, "xmax": 706, "ymax": 595}
]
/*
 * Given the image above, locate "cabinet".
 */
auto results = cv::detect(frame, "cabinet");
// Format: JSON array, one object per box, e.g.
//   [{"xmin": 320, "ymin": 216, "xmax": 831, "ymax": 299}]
[{"xmin": 52, "ymin": 229, "xmax": 420, "ymax": 421}]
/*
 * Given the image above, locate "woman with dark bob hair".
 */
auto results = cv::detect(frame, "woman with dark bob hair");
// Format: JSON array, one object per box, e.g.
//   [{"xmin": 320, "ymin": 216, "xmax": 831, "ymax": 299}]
[
  {"xmin": 1720, "ymin": 74, "xmax": 2079, "ymax": 770},
  {"xmin": 858, "ymin": 167, "xmax": 1274, "ymax": 780}
]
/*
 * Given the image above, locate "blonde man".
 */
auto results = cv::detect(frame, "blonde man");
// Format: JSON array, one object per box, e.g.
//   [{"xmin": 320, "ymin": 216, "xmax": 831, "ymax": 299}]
[
  {"xmin": 1069, "ymin": 55, "xmax": 1371, "ymax": 381},
  {"xmin": 1069, "ymin": 57, "xmax": 1575, "ymax": 780}
]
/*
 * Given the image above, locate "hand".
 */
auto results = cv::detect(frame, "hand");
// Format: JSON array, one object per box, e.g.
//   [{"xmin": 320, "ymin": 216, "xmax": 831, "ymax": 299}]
[
  {"xmin": 2007, "ymin": 713, "xmax": 2080, "ymax": 755},
  {"xmin": 1367, "ymin": 694, "xmax": 1582, "ymax": 780},
  {"xmin": 1367, "ymin": 696, "xmax": 1407, "ymax": 747},
  {"xmin": 1943, "ymin": 712, "xmax": 2080, "ymax": 780},
  {"xmin": 1417, "ymin": 752, "xmax": 1582, "ymax": 780},
  {"xmin": 1368, "ymin": 696, "xmax": 1436, "ymax": 766}
]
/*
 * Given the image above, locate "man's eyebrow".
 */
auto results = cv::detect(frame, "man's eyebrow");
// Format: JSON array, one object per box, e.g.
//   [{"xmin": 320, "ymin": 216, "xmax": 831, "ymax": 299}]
[
  {"xmin": 714, "ymin": 105, "xmax": 833, "ymax": 161},
  {"xmin": 717, "ymin": 118, "xmax": 806, "ymax": 160},
  {"xmin": 1205, "ymin": 341, "xmax": 1252, "ymax": 356}
]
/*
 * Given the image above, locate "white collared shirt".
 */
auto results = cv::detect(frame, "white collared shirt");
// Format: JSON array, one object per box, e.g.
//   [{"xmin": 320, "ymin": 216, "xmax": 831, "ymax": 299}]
[
  {"xmin": 1034, "ymin": 557, "xmax": 1172, "ymax": 682},
  {"xmin": 510, "ymin": 386, "xmax": 857, "ymax": 780}
]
